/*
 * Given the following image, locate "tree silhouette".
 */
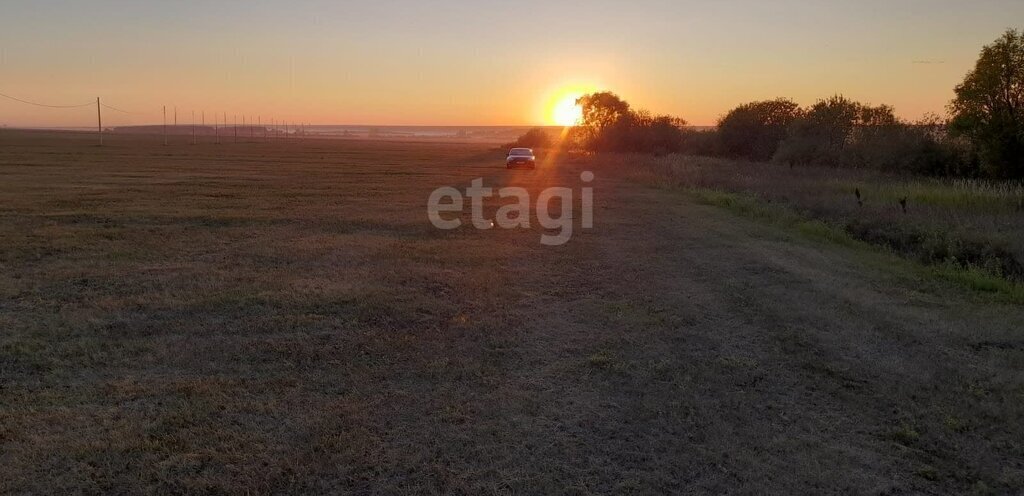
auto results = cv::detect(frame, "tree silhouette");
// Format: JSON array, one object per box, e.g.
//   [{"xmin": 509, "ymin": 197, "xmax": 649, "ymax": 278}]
[
  {"xmin": 573, "ymin": 92, "xmax": 632, "ymax": 151},
  {"xmin": 950, "ymin": 29, "xmax": 1024, "ymax": 178},
  {"xmin": 717, "ymin": 98, "xmax": 801, "ymax": 160},
  {"xmin": 571, "ymin": 92, "xmax": 686, "ymax": 153},
  {"xmin": 773, "ymin": 95, "xmax": 896, "ymax": 166}
]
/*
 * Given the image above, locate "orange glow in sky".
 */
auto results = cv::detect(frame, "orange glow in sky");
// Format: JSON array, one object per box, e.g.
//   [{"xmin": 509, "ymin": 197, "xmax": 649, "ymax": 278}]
[
  {"xmin": 542, "ymin": 82, "xmax": 600, "ymax": 127},
  {"xmin": 1, "ymin": 1, "xmax": 1022, "ymax": 127}
]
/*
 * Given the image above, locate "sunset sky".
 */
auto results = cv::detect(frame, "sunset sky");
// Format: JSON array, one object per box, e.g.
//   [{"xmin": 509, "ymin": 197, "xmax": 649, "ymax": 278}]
[{"xmin": 1, "ymin": 0, "xmax": 1021, "ymax": 127}]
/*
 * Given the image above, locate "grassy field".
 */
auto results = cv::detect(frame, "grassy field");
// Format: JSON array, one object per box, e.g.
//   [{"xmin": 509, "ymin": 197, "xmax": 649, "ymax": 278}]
[
  {"xmin": 2, "ymin": 131, "xmax": 1023, "ymax": 494},
  {"xmin": 624, "ymin": 155, "xmax": 1024, "ymax": 298}
]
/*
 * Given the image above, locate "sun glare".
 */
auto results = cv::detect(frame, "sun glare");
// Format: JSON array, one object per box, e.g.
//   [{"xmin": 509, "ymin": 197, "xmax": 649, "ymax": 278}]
[
  {"xmin": 541, "ymin": 82, "xmax": 601, "ymax": 127},
  {"xmin": 551, "ymin": 95, "xmax": 583, "ymax": 127}
]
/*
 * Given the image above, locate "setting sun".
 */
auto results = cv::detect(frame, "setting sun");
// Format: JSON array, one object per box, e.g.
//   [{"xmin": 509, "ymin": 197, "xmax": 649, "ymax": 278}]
[
  {"xmin": 3, "ymin": 2, "xmax": 1024, "ymax": 493},
  {"xmin": 551, "ymin": 96, "xmax": 583, "ymax": 126}
]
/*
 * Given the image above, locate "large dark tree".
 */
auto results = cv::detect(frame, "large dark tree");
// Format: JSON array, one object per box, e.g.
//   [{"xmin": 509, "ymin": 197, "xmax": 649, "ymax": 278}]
[
  {"xmin": 950, "ymin": 29, "xmax": 1024, "ymax": 179},
  {"xmin": 572, "ymin": 92, "xmax": 632, "ymax": 151},
  {"xmin": 570, "ymin": 92, "xmax": 686, "ymax": 153},
  {"xmin": 576, "ymin": 92, "xmax": 631, "ymax": 133}
]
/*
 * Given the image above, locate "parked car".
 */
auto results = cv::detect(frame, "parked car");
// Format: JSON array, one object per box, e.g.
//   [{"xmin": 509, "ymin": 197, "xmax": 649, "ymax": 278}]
[{"xmin": 506, "ymin": 148, "xmax": 536, "ymax": 169}]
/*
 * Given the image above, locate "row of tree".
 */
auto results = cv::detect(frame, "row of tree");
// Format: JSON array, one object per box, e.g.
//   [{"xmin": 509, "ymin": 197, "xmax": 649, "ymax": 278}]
[
  {"xmin": 538, "ymin": 29, "xmax": 1023, "ymax": 179},
  {"xmin": 718, "ymin": 96, "xmax": 969, "ymax": 177}
]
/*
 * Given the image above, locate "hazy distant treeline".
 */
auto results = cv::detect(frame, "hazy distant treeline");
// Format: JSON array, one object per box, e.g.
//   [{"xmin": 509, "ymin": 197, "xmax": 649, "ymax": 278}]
[{"xmin": 517, "ymin": 29, "xmax": 1023, "ymax": 180}]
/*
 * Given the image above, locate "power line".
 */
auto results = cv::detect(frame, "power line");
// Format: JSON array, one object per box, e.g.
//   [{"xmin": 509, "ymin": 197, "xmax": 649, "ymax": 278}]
[
  {"xmin": 3, "ymin": 90, "xmax": 142, "ymax": 116},
  {"xmin": 0, "ymin": 91, "xmax": 94, "ymax": 109},
  {"xmin": 4, "ymin": 91, "xmax": 290, "ymax": 149},
  {"xmin": 100, "ymin": 102, "xmax": 137, "ymax": 114}
]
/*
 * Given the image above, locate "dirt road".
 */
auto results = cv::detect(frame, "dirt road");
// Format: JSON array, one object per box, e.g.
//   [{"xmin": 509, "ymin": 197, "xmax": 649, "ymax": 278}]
[
  {"xmin": 1, "ymin": 132, "xmax": 1021, "ymax": 494},
  {"xmin": 479, "ymin": 158, "xmax": 1024, "ymax": 494}
]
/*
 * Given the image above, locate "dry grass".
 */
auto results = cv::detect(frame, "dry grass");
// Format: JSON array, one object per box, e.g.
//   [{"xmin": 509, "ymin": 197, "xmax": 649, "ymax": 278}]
[
  {"xmin": 2, "ymin": 131, "xmax": 1023, "ymax": 494},
  {"xmin": 623, "ymin": 154, "xmax": 1024, "ymax": 293},
  {"xmin": 0, "ymin": 131, "xmax": 529, "ymax": 493}
]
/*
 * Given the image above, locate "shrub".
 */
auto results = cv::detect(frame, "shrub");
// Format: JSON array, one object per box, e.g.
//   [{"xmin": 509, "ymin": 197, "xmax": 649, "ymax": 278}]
[
  {"xmin": 772, "ymin": 97, "xmax": 973, "ymax": 176},
  {"xmin": 772, "ymin": 95, "xmax": 890, "ymax": 166},
  {"xmin": 507, "ymin": 127, "xmax": 553, "ymax": 149},
  {"xmin": 841, "ymin": 117, "xmax": 974, "ymax": 176},
  {"xmin": 680, "ymin": 128, "xmax": 721, "ymax": 156},
  {"xmin": 717, "ymin": 98, "xmax": 801, "ymax": 161}
]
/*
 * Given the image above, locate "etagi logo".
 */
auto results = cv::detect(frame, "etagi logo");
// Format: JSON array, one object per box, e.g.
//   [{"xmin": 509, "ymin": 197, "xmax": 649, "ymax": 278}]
[{"xmin": 427, "ymin": 171, "xmax": 595, "ymax": 246}]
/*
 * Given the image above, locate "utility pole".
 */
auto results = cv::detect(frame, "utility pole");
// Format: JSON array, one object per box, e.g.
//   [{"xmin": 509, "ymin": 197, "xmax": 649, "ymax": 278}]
[
  {"xmin": 162, "ymin": 105, "xmax": 167, "ymax": 146},
  {"xmin": 96, "ymin": 97, "xmax": 103, "ymax": 146},
  {"xmin": 191, "ymin": 110, "xmax": 196, "ymax": 145}
]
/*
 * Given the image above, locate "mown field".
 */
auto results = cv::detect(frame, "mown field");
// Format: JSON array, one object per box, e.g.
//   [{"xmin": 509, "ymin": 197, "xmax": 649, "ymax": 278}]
[{"xmin": 2, "ymin": 131, "xmax": 1023, "ymax": 494}]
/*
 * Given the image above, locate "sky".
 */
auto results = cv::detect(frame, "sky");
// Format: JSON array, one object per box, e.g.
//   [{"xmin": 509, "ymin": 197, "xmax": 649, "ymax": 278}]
[{"xmin": 1, "ymin": 0, "xmax": 1022, "ymax": 127}]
